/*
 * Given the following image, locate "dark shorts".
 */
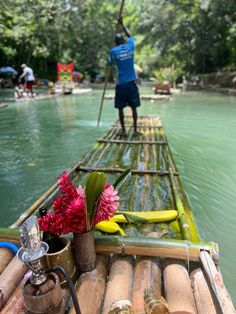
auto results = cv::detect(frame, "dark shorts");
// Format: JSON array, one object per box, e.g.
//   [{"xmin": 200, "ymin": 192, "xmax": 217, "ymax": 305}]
[
  {"xmin": 26, "ymin": 81, "xmax": 34, "ymax": 90},
  {"xmin": 115, "ymin": 81, "xmax": 140, "ymax": 109}
]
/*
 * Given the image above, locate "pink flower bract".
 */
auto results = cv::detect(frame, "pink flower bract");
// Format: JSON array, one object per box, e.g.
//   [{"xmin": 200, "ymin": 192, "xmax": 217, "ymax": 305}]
[
  {"xmin": 38, "ymin": 172, "xmax": 120, "ymax": 235},
  {"xmin": 94, "ymin": 183, "xmax": 120, "ymax": 225}
]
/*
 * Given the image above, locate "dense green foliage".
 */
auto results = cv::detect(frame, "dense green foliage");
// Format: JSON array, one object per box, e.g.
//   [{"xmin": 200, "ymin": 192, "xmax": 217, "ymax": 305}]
[
  {"xmin": 0, "ymin": 0, "xmax": 236, "ymax": 79},
  {"xmin": 138, "ymin": 0, "xmax": 236, "ymax": 75}
]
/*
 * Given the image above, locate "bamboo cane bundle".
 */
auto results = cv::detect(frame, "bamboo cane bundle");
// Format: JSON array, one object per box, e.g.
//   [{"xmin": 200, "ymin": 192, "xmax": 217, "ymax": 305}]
[
  {"xmin": 102, "ymin": 255, "xmax": 134, "ymax": 314},
  {"xmin": 69, "ymin": 255, "xmax": 109, "ymax": 314},
  {"xmin": 0, "ymin": 256, "xmax": 28, "ymax": 310},
  {"xmin": 190, "ymin": 268, "xmax": 217, "ymax": 314},
  {"xmin": 163, "ymin": 260, "xmax": 197, "ymax": 314},
  {"xmin": 132, "ymin": 257, "xmax": 161, "ymax": 314},
  {"xmin": 0, "ymin": 248, "xmax": 14, "ymax": 275}
]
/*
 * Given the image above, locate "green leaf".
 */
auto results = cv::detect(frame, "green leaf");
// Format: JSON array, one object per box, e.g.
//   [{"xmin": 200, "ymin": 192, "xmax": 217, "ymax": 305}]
[
  {"xmin": 113, "ymin": 168, "xmax": 131, "ymax": 190},
  {"xmin": 85, "ymin": 172, "xmax": 106, "ymax": 222},
  {"xmin": 123, "ymin": 213, "xmax": 148, "ymax": 224}
]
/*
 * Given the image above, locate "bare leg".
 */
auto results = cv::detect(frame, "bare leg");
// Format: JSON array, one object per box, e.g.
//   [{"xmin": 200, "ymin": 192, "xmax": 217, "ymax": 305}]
[
  {"xmin": 132, "ymin": 107, "xmax": 142, "ymax": 136},
  {"xmin": 118, "ymin": 108, "xmax": 127, "ymax": 136},
  {"xmin": 132, "ymin": 107, "xmax": 138, "ymax": 132}
]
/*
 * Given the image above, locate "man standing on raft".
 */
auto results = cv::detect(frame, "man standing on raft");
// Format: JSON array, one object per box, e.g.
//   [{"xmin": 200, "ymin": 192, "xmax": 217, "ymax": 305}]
[{"xmin": 109, "ymin": 17, "xmax": 141, "ymax": 137}]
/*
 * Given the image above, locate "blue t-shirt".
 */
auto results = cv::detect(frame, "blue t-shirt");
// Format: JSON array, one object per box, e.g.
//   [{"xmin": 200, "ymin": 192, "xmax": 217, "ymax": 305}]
[{"xmin": 109, "ymin": 37, "xmax": 137, "ymax": 85}]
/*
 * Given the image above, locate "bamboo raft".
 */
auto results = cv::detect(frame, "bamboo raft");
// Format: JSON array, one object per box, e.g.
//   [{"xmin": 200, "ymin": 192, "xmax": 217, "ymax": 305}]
[
  {"xmin": 0, "ymin": 115, "xmax": 235, "ymax": 313},
  {"xmin": 105, "ymin": 94, "xmax": 171, "ymax": 101}
]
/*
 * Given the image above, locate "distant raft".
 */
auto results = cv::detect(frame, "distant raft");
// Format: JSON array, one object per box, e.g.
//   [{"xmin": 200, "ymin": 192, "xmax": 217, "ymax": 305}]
[{"xmin": 105, "ymin": 93, "xmax": 170, "ymax": 101}]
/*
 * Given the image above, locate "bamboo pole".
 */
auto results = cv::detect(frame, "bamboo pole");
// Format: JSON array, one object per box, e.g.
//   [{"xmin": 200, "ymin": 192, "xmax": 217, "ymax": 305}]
[
  {"xmin": 105, "ymin": 125, "xmax": 132, "ymax": 169},
  {"xmin": 94, "ymin": 236, "xmax": 219, "ymax": 262},
  {"xmin": 163, "ymin": 260, "xmax": 197, "ymax": 314},
  {"xmin": 168, "ymin": 168, "xmax": 192, "ymax": 241},
  {"xmin": 162, "ymin": 133, "xmax": 200, "ymax": 242},
  {"xmin": 0, "ymin": 248, "xmax": 14, "ymax": 275},
  {"xmin": 69, "ymin": 255, "xmax": 109, "ymax": 314},
  {"xmin": 102, "ymin": 255, "xmax": 134, "ymax": 314},
  {"xmin": 0, "ymin": 237, "xmax": 19, "ymax": 246},
  {"xmin": 83, "ymin": 126, "xmax": 118, "ymax": 166},
  {"xmin": 200, "ymin": 251, "xmax": 235, "ymax": 314},
  {"xmin": 0, "ymin": 228, "xmax": 20, "ymax": 245},
  {"xmin": 97, "ymin": 139, "xmax": 167, "ymax": 144},
  {"xmin": 190, "ymin": 268, "xmax": 217, "ymax": 314},
  {"xmin": 77, "ymin": 165, "xmax": 178, "ymax": 176},
  {"xmin": 128, "ymin": 133, "xmax": 142, "ymax": 211},
  {"xmin": 0, "ymin": 230, "xmax": 219, "ymax": 263},
  {"xmin": 0, "ymin": 281, "xmax": 24, "ymax": 314},
  {"xmin": 132, "ymin": 257, "xmax": 161, "ymax": 314},
  {"xmin": 113, "ymin": 124, "xmax": 163, "ymax": 129},
  {"xmin": 1, "ymin": 231, "xmax": 219, "ymax": 263},
  {"xmin": 140, "ymin": 124, "xmax": 152, "ymax": 211},
  {"xmin": 97, "ymin": 0, "xmax": 126, "ymax": 127},
  {"xmin": 0, "ymin": 256, "xmax": 28, "ymax": 310}
]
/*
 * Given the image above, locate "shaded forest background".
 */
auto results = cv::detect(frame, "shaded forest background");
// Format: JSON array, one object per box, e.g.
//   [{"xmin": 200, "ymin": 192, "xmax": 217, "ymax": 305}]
[{"xmin": 1, "ymin": 0, "xmax": 236, "ymax": 80}]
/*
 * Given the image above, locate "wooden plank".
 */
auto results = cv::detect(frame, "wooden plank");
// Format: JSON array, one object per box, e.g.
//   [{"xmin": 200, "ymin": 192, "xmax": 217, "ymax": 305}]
[
  {"xmin": 200, "ymin": 251, "xmax": 236, "ymax": 314},
  {"xmin": 97, "ymin": 139, "xmax": 167, "ymax": 144},
  {"xmin": 77, "ymin": 165, "xmax": 179, "ymax": 176}
]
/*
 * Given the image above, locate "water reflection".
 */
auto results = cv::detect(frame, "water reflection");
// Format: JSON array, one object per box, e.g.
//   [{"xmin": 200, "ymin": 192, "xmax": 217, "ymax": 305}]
[{"xmin": 0, "ymin": 89, "xmax": 236, "ymax": 302}]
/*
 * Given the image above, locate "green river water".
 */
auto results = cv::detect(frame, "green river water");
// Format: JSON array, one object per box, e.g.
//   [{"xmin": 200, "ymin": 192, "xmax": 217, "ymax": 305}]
[{"xmin": 0, "ymin": 86, "xmax": 236, "ymax": 303}]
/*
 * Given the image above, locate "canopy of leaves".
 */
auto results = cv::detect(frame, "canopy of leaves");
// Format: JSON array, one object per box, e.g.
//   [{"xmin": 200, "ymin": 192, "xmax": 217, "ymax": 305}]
[
  {"xmin": 138, "ymin": 0, "xmax": 236, "ymax": 74},
  {"xmin": 0, "ymin": 0, "xmax": 236, "ymax": 79}
]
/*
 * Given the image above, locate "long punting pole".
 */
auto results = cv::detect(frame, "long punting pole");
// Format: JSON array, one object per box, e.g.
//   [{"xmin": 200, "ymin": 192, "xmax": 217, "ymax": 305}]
[{"xmin": 97, "ymin": 0, "xmax": 126, "ymax": 127}]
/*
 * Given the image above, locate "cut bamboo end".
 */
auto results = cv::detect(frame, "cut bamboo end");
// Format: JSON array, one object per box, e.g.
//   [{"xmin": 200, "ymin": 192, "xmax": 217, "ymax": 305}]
[
  {"xmin": 144, "ymin": 288, "xmax": 169, "ymax": 314},
  {"xmin": 0, "ymin": 256, "xmax": 28, "ymax": 311},
  {"xmin": 102, "ymin": 255, "xmax": 134, "ymax": 314},
  {"xmin": 163, "ymin": 261, "xmax": 197, "ymax": 314},
  {"xmin": 190, "ymin": 268, "xmax": 217, "ymax": 314},
  {"xmin": 109, "ymin": 300, "xmax": 132, "ymax": 314},
  {"xmin": 69, "ymin": 255, "xmax": 109, "ymax": 314},
  {"xmin": 132, "ymin": 257, "xmax": 161, "ymax": 314}
]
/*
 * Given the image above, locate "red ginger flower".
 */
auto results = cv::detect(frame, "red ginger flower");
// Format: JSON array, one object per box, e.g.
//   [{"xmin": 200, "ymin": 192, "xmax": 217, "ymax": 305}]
[{"xmin": 38, "ymin": 172, "xmax": 120, "ymax": 235}]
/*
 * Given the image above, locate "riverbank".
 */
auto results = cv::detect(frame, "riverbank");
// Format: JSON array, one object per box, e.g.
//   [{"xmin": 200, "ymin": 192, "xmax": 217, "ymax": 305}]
[{"xmin": 187, "ymin": 71, "xmax": 236, "ymax": 95}]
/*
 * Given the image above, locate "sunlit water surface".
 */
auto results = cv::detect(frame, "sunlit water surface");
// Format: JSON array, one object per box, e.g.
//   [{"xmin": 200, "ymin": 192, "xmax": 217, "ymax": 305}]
[{"xmin": 0, "ymin": 87, "xmax": 236, "ymax": 303}]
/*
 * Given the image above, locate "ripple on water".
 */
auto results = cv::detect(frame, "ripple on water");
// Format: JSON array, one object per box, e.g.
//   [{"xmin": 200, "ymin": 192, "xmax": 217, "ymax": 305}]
[{"xmin": 0, "ymin": 90, "xmax": 236, "ymax": 304}]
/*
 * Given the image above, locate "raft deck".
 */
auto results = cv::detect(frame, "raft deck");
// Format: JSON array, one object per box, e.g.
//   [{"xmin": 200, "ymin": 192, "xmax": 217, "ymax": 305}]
[
  {"xmin": 105, "ymin": 94, "xmax": 171, "ymax": 101},
  {"xmin": 0, "ymin": 115, "xmax": 235, "ymax": 313}
]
